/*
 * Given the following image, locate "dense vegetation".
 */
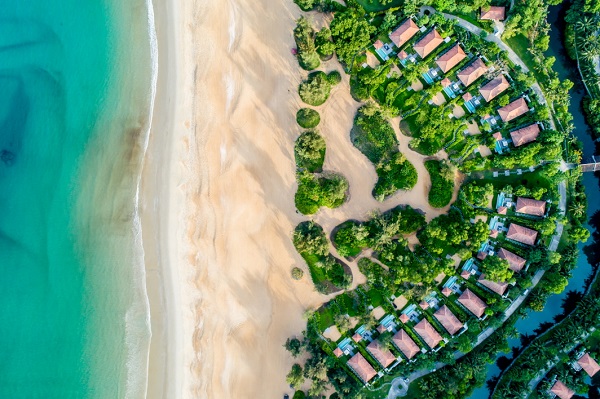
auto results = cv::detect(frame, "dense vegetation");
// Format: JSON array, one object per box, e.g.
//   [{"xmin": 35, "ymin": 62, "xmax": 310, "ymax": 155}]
[
  {"xmin": 296, "ymin": 108, "xmax": 321, "ymax": 129},
  {"xmin": 295, "ymin": 130, "xmax": 326, "ymax": 172},
  {"xmin": 352, "ymin": 104, "xmax": 418, "ymax": 200},
  {"xmin": 299, "ymin": 71, "xmax": 341, "ymax": 106},
  {"xmin": 294, "ymin": 17, "xmax": 320, "ymax": 71},
  {"xmin": 425, "ymin": 160, "xmax": 455, "ymax": 208},
  {"xmin": 295, "ymin": 170, "xmax": 348, "ymax": 215}
]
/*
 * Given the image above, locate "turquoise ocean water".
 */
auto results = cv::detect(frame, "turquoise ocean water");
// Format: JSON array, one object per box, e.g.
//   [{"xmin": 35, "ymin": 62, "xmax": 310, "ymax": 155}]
[{"xmin": 0, "ymin": 0, "xmax": 155, "ymax": 397}]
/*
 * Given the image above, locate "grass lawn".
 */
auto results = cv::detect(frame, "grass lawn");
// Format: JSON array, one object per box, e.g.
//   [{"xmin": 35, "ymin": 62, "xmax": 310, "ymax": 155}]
[
  {"xmin": 317, "ymin": 307, "xmax": 335, "ymax": 332},
  {"xmin": 356, "ymin": 0, "xmax": 403, "ymax": 12},
  {"xmin": 366, "ymin": 289, "xmax": 384, "ymax": 307},
  {"xmin": 469, "ymin": 168, "xmax": 553, "ymax": 192},
  {"xmin": 504, "ymin": 34, "xmax": 546, "ymax": 83}
]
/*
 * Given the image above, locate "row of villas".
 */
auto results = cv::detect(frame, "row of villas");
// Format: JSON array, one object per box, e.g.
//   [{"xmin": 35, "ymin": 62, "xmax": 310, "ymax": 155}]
[{"xmin": 547, "ymin": 352, "xmax": 600, "ymax": 398}]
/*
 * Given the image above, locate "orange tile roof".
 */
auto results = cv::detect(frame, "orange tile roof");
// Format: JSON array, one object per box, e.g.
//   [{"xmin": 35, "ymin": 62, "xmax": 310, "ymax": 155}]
[
  {"xmin": 367, "ymin": 340, "xmax": 396, "ymax": 368},
  {"xmin": 347, "ymin": 353, "xmax": 377, "ymax": 383},
  {"xmin": 515, "ymin": 197, "xmax": 546, "ymax": 217},
  {"xmin": 414, "ymin": 319, "xmax": 443, "ymax": 349},
  {"xmin": 392, "ymin": 329, "xmax": 420, "ymax": 359},
  {"xmin": 399, "ymin": 313, "xmax": 410, "ymax": 323},
  {"xmin": 550, "ymin": 380, "xmax": 575, "ymax": 399},
  {"xmin": 461, "ymin": 270, "xmax": 472, "ymax": 280},
  {"xmin": 458, "ymin": 289, "xmax": 487, "ymax": 318},
  {"xmin": 352, "ymin": 333, "xmax": 362, "ymax": 343},
  {"xmin": 480, "ymin": 6, "xmax": 506, "ymax": 21},
  {"xmin": 398, "ymin": 50, "xmax": 408, "ymax": 60},
  {"xmin": 441, "ymin": 78, "xmax": 452, "ymax": 87},
  {"xmin": 489, "ymin": 229, "xmax": 499, "ymax": 238},
  {"xmin": 497, "ymin": 97, "xmax": 529, "ymax": 122},
  {"xmin": 435, "ymin": 44, "xmax": 466, "ymax": 73},
  {"xmin": 497, "ymin": 248, "xmax": 526, "ymax": 272},
  {"xmin": 493, "ymin": 132, "xmax": 503, "ymax": 140},
  {"xmin": 463, "ymin": 92, "xmax": 473, "ymax": 101},
  {"xmin": 479, "ymin": 75, "xmax": 510, "ymax": 102},
  {"xmin": 389, "ymin": 19, "xmax": 420, "ymax": 48},
  {"xmin": 507, "ymin": 223, "xmax": 538, "ymax": 245},
  {"xmin": 333, "ymin": 347, "xmax": 343, "ymax": 357},
  {"xmin": 414, "ymin": 29, "xmax": 444, "ymax": 58},
  {"xmin": 578, "ymin": 353, "xmax": 600, "ymax": 377},
  {"xmin": 477, "ymin": 251, "xmax": 488, "ymax": 260},
  {"xmin": 374, "ymin": 40, "xmax": 384, "ymax": 49},
  {"xmin": 510, "ymin": 124, "xmax": 540, "ymax": 147},
  {"xmin": 420, "ymin": 301, "xmax": 429, "ymax": 310},
  {"xmin": 434, "ymin": 305, "xmax": 464, "ymax": 335},
  {"xmin": 497, "ymin": 206, "xmax": 507, "ymax": 214},
  {"xmin": 478, "ymin": 274, "xmax": 509, "ymax": 295},
  {"xmin": 458, "ymin": 58, "xmax": 488, "ymax": 87},
  {"xmin": 441, "ymin": 287, "xmax": 453, "ymax": 297}
]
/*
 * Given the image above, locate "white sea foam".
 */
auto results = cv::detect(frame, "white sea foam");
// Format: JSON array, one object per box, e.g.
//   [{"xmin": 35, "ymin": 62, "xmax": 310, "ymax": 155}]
[
  {"xmin": 228, "ymin": 1, "xmax": 237, "ymax": 52},
  {"xmin": 124, "ymin": 0, "xmax": 158, "ymax": 397},
  {"xmin": 224, "ymin": 72, "xmax": 235, "ymax": 115}
]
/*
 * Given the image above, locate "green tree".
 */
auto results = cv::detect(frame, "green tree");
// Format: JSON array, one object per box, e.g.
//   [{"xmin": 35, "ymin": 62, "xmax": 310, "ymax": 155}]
[
  {"xmin": 287, "ymin": 363, "xmax": 305, "ymax": 389},
  {"xmin": 481, "ymin": 256, "xmax": 513, "ymax": 282},
  {"xmin": 330, "ymin": 10, "xmax": 375, "ymax": 63},
  {"xmin": 295, "ymin": 130, "xmax": 326, "ymax": 172},
  {"xmin": 293, "ymin": 221, "xmax": 329, "ymax": 256},
  {"xmin": 285, "ymin": 338, "xmax": 304, "ymax": 357}
]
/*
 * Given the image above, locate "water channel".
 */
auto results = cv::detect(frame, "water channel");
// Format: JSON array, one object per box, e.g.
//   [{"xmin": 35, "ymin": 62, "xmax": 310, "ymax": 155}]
[{"xmin": 468, "ymin": 4, "xmax": 600, "ymax": 398}]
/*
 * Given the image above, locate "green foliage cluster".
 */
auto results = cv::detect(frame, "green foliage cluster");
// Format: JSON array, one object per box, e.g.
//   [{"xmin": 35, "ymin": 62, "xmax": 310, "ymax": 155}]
[
  {"xmin": 490, "ymin": 130, "xmax": 564, "ymax": 169},
  {"xmin": 315, "ymin": 28, "xmax": 336, "ymax": 58},
  {"xmin": 295, "ymin": 170, "xmax": 348, "ymax": 215},
  {"xmin": 418, "ymin": 209, "xmax": 489, "ymax": 255},
  {"xmin": 296, "ymin": 108, "xmax": 321, "ymax": 129},
  {"xmin": 480, "ymin": 255, "xmax": 513, "ymax": 283},
  {"xmin": 425, "ymin": 160, "xmax": 455, "ymax": 208},
  {"xmin": 352, "ymin": 104, "xmax": 418, "ymax": 200},
  {"xmin": 291, "ymin": 267, "xmax": 305, "ymax": 280},
  {"xmin": 299, "ymin": 71, "xmax": 341, "ymax": 106},
  {"xmin": 295, "ymin": 130, "xmax": 326, "ymax": 172},
  {"xmin": 330, "ymin": 8, "xmax": 375, "ymax": 63},
  {"xmin": 460, "ymin": 182, "xmax": 493, "ymax": 208},
  {"xmin": 411, "ymin": 105, "xmax": 463, "ymax": 155},
  {"xmin": 294, "ymin": 17, "xmax": 320, "ymax": 71}
]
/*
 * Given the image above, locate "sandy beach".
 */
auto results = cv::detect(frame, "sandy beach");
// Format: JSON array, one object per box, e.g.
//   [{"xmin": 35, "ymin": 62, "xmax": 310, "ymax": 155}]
[{"xmin": 140, "ymin": 0, "xmax": 460, "ymax": 398}]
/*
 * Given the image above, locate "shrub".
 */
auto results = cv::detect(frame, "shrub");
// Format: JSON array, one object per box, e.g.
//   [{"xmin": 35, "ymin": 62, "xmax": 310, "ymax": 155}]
[
  {"xmin": 295, "ymin": 170, "xmax": 348, "ymax": 214},
  {"xmin": 291, "ymin": 267, "xmax": 304, "ymax": 280},
  {"xmin": 295, "ymin": 130, "xmax": 326, "ymax": 172},
  {"xmin": 374, "ymin": 152, "xmax": 418, "ymax": 200},
  {"xmin": 425, "ymin": 160, "xmax": 455, "ymax": 208},
  {"xmin": 293, "ymin": 0, "xmax": 315, "ymax": 11},
  {"xmin": 327, "ymin": 70, "xmax": 342, "ymax": 85},
  {"xmin": 293, "ymin": 221, "xmax": 328, "ymax": 256},
  {"xmin": 296, "ymin": 108, "xmax": 321, "ymax": 129},
  {"xmin": 293, "ymin": 391, "xmax": 306, "ymax": 399},
  {"xmin": 299, "ymin": 71, "xmax": 335, "ymax": 106},
  {"xmin": 294, "ymin": 17, "xmax": 320, "ymax": 71}
]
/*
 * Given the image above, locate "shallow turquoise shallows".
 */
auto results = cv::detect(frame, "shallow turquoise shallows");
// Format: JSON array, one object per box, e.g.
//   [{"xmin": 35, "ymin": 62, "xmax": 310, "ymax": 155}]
[{"xmin": 0, "ymin": 0, "xmax": 154, "ymax": 397}]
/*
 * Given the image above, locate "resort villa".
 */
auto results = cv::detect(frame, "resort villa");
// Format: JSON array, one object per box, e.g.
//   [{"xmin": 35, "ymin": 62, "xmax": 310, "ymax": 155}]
[
  {"xmin": 457, "ymin": 58, "xmax": 488, "ymax": 87},
  {"xmin": 506, "ymin": 223, "xmax": 539, "ymax": 246},
  {"xmin": 480, "ymin": 6, "xmax": 506, "ymax": 21},
  {"xmin": 497, "ymin": 97, "xmax": 530, "ymax": 122},
  {"xmin": 347, "ymin": 353, "xmax": 377, "ymax": 384},
  {"xmin": 515, "ymin": 197, "xmax": 547, "ymax": 217},
  {"xmin": 389, "ymin": 19, "xmax": 420, "ymax": 48},
  {"xmin": 458, "ymin": 289, "xmax": 487, "ymax": 318},
  {"xmin": 434, "ymin": 305, "xmax": 464, "ymax": 336},
  {"xmin": 413, "ymin": 29, "xmax": 444, "ymax": 58},
  {"xmin": 549, "ymin": 380, "xmax": 575, "ymax": 399},
  {"xmin": 414, "ymin": 319, "xmax": 443, "ymax": 349},
  {"xmin": 510, "ymin": 123, "xmax": 541, "ymax": 147},
  {"xmin": 366, "ymin": 340, "xmax": 397, "ymax": 368},
  {"xmin": 497, "ymin": 248, "xmax": 527, "ymax": 272},
  {"xmin": 435, "ymin": 43, "xmax": 466, "ymax": 73},
  {"xmin": 478, "ymin": 274, "xmax": 509, "ymax": 297},
  {"xmin": 577, "ymin": 353, "xmax": 600, "ymax": 377},
  {"xmin": 392, "ymin": 329, "xmax": 421, "ymax": 360},
  {"xmin": 479, "ymin": 75, "xmax": 510, "ymax": 102}
]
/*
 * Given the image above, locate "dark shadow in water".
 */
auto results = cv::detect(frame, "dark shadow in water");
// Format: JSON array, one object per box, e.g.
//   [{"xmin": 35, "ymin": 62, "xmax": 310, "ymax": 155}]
[{"xmin": 0, "ymin": 75, "xmax": 29, "ymax": 167}]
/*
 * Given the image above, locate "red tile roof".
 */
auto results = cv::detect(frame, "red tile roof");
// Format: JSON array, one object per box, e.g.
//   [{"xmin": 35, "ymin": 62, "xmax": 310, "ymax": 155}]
[
  {"xmin": 497, "ymin": 206, "xmax": 507, "ymax": 215},
  {"xmin": 578, "ymin": 353, "xmax": 600, "ymax": 377},
  {"xmin": 399, "ymin": 313, "xmax": 410, "ymax": 323},
  {"xmin": 377, "ymin": 324, "xmax": 387, "ymax": 334},
  {"xmin": 497, "ymin": 98, "xmax": 529, "ymax": 122},
  {"xmin": 461, "ymin": 270, "xmax": 472, "ymax": 280},
  {"xmin": 398, "ymin": 50, "xmax": 408, "ymax": 60},
  {"xmin": 477, "ymin": 251, "xmax": 488, "ymax": 260},
  {"xmin": 493, "ymin": 132, "xmax": 503, "ymax": 140},
  {"xmin": 441, "ymin": 78, "xmax": 452, "ymax": 87},
  {"xmin": 506, "ymin": 223, "xmax": 538, "ymax": 246},
  {"xmin": 478, "ymin": 274, "xmax": 509, "ymax": 295},
  {"xmin": 389, "ymin": 19, "xmax": 420, "ymax": 48},
  {"xmin": 435, "ymin": 44, "xmax": 466, "ymax": 73},
  {"xmin": 479, "ymin": 75, "xmax": 510, "ymax": 102},
  {"xmin": 550, "ymin": 380, "xmax": 575, "ymax": 399},
  {"xmin": 510, "ymin": 124, "xmax": 540, "ymax": 147},
  {"xmin": 458, "ymin": 58, "xmax": 488, "ymax": 87},
  {"xmin": 367, "ymin": 340, "xmax": 396, "ymax": 368},
  {"xmin": 434, "ymin": 305, "xmax": 464, "ymax": 335},
  {"xmin": 392, "ymin": 329, "xmax": 420, "ymax": 359},
  {"xmin": 419, "ymin": 301, "xmax": 429, "ymax": 310},
  {"xmin": 352, "ymin": 333, "xmax": 362, "ymax": 343},
  {"xmin": 441, "ymin": 287, "xmax": 453, "ymax": 297},
  {"xmin": 462, "ymin": 92, "xmax": 473, "ymax": 101},
  {"xmin": 347, "ymin": 353, "xmax": 377, "ymax": 383},
  {"xmin": 374, "ymin": 40, "xmax": 384, "ymax": 49},
  {"xmin": 414, "ymin": 319, "xmax": 443, "ymax": 349},
  {"xmin": 497, "ymin": 247, "xmax": 526, "ymax": 272},
  {"xmin": 515, "ymin": 197, "xmax": 546, "ymax": 217},
  {"xmin": 414, "ymin": 29, "xmax": 444, "ymax": 58},
  {"xmin": 458, "ymin": 289, "xmax": 487, "ymax": 318},
  {"xmin": 333, "ymin": 347, "xmax": 343, "ymax": 357},
  {"xmin": 480, "ymin": 6, "xmax": 506, "ymax": 21},
  {"xmin": 489, "ymin": 229, "xmax": 499, "ymax": 238}
]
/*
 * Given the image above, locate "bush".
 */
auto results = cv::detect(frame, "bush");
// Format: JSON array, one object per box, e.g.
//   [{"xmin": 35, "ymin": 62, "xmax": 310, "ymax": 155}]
[
  {"xmin": 295, "ymin": 171, "xmax": 348, "ymax": 215},
  {"xmin": 295, "ymin": 130, "xmax": 326, "ymax": 172},
  {"xmin": 293, "ymin": 0, "xmax": 315, "ymax": 11},
  {"xmin": 294, "ymin": 17, "xmax": 320, "ymax": 71},
  {"xmin": 293, "ymin": 391, "xmax": 306, "ymax": 399},
  {"xmin": 293, "ymin": 221, "xmax": 328, "ymax": 257},
  {"xmin": 327, "ymin": 70, "xmax": 342, "ymax": 85},
  {"xmin": 425, "ymin": 160, "xmax": 455, "ymax": 208},
  {"xmin": 374, "ymin": 152, "xmax": 418, "ymax": 200},
  {"xmin": 299, "ymin": 71, "xmax": 335, "ymax": 106},
  {"xmin": 296, "ymin": 108, "xmax": 321, "ymax": 129},
  {"xmin": 291, "ymin": 267, "xmax": 304, "ymax": 280}
]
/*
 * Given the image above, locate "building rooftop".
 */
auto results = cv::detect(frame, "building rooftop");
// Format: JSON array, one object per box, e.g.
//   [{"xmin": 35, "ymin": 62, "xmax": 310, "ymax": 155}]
[
  {"xmin": 347, "ymin": 353, "xmax": 377, "ymax": 383},
  {"xmin": 462, "ymin": 92, "xmax": 473, "ymax": 101},
  {"xmin": 414, "ymin": 29, "xmax": 444, "ymax": 58},
  {"xmin": 497, "ymin": 247, "xmax": 526, "ymax": 272},
  {"xmin": 333, "ymin": 347, "xmax": 343, "ymax": 357},
  {"xmin": 389, "ymin": 19, "xmax": 420, "ymax": 48},
  {"xmin": 434, "ymin": 305, "xmax": 464, "ymax": 335},
  {"xmin": 550, "ymin": 380, "xmax": 575, "ymax": 399},
  {"xmin": 497, "ymin": 206, "xmax": 507, "ymax": 215},
  {"xmin": 506, "ymin": 223, "xmax": 538, "ymax": 246},
  {"xmin": 352, "ymin": 333, "xmax": 362, "ymax": 343},
  {"xmin": 435, "ymin": 43, "xmax": 466, "ymax": 73},
  {"xmin": 480, "ymin": 6, "xmax": 506, "ymax": 21},
  {"xmin": 578, "ymin": 353, "xmax": 600, "ymax": 377},
  {"xmin": 441, "ymin": 77, "xmax": 452, "ymax": 87},
  {"xmin": 497, "ymin": 97, "xmax": 529, "ymax": 122},
  {"xmin": 397, "ymin": 50, "xmax": 408, "ymax": 60},
  {"xmin": 414, "ymin": 318, "xmax": 443, "ymax": 349},
  {"xmin": 367, "ymin": 339, "xmax": 397, "ymax": 368},
  {"xmin": 458, "ymin": 289, "xmax": 487, "ymax": 318},
  {"xmin": 515, "ymin": 197, "xmax": 546, "ymax": 217},
  {"xmin": 478, "ymin": 274, "xmax": 509, "ymax": 295},
  {"xmin": 374, "ymin": 40, "xmax": 384, "ymax": 49},
  {"xmin": 392, "ymin": 329, "xmax": 421, "ymax": 359},
  {"xmin": 457, "ymin": 58, "xmax": 488, "ymax": 87},
  {"xmin": 461, "ymin": 270, "xmax": 472, "ymax": 280},
  {"xmin": 510, "ymin": 123, "xmax": 540, "ymax": 147},
  {"xmin": 419, "ymin": 301, "xmax": 429, "ymax": 310},
  {"xmin": 441, "ymin": 287, "xmax": 453, "ymax": 297},
  {"xmin": 489, "ymin": 229, "xmax": 499, "ymax": 238},
  {"xmin": 399, "ymin": 313, "xmax": 410, "ymax": 323},
  {"xmin": 479, "ymin": 75, "xmax": 510, "ymax": 102},
  {"xmin": 477, "ymin": 251, "xmax": 488, "ymax": 260},
  {"xmin": 492, "ymin": 132, "xmax": 503, "ymax": 140}
]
